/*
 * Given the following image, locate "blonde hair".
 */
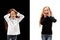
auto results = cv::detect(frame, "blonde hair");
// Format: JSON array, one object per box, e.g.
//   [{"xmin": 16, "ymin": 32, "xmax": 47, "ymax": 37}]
[{"xmin": 39, "ymin": 6, "xmax": 52, "ymax": 26}]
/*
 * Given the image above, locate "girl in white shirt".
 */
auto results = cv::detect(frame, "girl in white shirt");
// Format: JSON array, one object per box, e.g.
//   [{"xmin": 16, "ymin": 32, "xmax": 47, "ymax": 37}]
[{"xmin": 4, "ymin": 8, "xmax": 25, "ymax": 40}]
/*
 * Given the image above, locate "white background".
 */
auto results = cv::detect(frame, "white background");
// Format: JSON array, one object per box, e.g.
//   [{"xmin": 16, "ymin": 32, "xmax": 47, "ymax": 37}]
[{"xmin": 30, "ymin": 0, "xmax": 60, "ymax": 40}]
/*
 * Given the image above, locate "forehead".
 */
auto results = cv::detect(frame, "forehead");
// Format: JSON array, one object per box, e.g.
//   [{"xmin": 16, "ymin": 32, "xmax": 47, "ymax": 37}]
[
  {"xmin": 44, "ymin": 7, "xmax": 49, "ymax": 10},
  {"xmin": 10, "ymin": 11, "xmax": 16, "ymax": 15}
]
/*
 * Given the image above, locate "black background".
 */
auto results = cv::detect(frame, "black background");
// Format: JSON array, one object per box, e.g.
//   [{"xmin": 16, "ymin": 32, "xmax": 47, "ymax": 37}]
[{"xmin": 0, "ymin": 0, "xmax": 29, "ymax": 40}]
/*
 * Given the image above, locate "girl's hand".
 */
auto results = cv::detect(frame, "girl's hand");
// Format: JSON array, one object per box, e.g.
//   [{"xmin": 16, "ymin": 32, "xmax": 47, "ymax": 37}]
[
  {"xmin": 48, "ymin": 12, "xmax": 51, "ymax": 17},
  {"xmin": 43, "ymin": 13, "xmax": 47, "ymax": 18}
]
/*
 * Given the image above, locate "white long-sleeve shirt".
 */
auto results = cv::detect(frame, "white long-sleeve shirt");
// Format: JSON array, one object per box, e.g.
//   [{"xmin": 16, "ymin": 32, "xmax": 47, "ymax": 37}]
[{"xmin": 4, "ymin": 12, "xmax": 25, "ymax": 35}]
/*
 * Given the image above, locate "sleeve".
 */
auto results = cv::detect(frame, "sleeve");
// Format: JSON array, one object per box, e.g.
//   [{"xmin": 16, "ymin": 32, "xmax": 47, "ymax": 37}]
[
  {"xmin": 50, "ymin": 16, "xmax": 57, "ymax": 23},
  {"xmin": 4, "ymin": 13, "xmax": 10, "ymax": 22},
  {"xmin": 17, "ymin": 12, "xmax": 25, "ymax": 22}
]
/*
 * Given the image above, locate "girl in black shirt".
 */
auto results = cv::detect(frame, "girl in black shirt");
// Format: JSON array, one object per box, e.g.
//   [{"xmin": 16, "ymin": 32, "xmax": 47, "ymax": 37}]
[{"xmin": 39, "ymin": 6, "xmax": 57, "ymax": 40}]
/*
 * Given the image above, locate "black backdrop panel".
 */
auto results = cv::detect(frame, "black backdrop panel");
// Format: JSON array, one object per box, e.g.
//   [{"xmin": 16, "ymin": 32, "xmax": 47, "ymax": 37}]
[{"xmin": 0, "ymin": 0, "xmax": 29, "ymax": 40}]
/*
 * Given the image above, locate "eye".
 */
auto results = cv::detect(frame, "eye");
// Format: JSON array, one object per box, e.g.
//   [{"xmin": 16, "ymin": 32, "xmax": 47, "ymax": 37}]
[{"xmin": 44, "ymin": 10, "xmax": 46, "ymax": 11}]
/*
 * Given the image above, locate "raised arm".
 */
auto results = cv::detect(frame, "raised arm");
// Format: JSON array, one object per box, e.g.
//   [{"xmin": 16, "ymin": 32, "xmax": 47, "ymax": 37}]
[
  {"xmin": 50, "ymin": 16, "xmax": 57, "ymax": 23},
  {"xmin": 4, "ymin": 13, "xmax": 10, "ymax": 22},
  {"xmin": 17, "ymin": 12, "xmax": 25, "ymax": 22}
]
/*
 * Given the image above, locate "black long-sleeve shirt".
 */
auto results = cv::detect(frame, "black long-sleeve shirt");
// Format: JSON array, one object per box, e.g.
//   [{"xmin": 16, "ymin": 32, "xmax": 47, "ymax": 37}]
[{"xmin": 41, "ymin": 16, "xmax": 57, "ymax": 35}]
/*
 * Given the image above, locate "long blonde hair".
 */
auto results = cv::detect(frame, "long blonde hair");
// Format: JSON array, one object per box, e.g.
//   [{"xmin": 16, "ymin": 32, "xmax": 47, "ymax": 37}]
[{"xmin": 39, "ymin": 6, "xmax": 52, "ymax": 26}]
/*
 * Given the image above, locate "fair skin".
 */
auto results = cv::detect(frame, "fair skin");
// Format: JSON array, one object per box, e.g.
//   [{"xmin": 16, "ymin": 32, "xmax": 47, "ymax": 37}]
[
  {"xmin": 10, "ymin": 11, "xmax": 17, "ymax": 19},
  {"xmin": 43, "ymin": 7, "xmax": 51, "ymax": 18}
]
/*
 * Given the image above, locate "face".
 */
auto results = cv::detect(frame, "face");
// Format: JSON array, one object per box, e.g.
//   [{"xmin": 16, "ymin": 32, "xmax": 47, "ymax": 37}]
[
  {"xmin": 10, "ymin": 11, "xmax": 16, "ymax": 19},
  {"xmin": 43, "ymin": 7, "xmax": 50, "ymax": 16}
]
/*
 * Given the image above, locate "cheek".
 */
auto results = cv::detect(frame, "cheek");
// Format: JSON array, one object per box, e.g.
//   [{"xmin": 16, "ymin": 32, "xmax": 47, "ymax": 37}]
[{"xmin": 14, "ymin": 14, "xmax": 17, "ymax": 16}]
